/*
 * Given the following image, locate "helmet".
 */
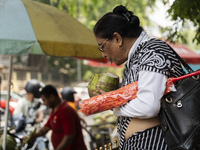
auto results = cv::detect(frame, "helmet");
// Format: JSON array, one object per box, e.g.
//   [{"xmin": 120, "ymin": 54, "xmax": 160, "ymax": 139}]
[
  {"xmin": 61, "ymin": 87, "xmax": 76, "ymax": 102},
  {"xmin": 25, "ymin": 79, "xmax": 45, "ymax": 98}
]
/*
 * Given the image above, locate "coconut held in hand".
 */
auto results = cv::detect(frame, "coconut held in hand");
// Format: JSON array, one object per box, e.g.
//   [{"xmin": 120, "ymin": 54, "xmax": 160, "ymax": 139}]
[{"xmin": 88, "ymin": 72, "xmax": 119, "ymax": 97}]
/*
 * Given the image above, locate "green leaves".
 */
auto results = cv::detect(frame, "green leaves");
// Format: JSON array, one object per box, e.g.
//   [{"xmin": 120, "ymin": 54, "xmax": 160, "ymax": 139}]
[
  {"xmin": 164, "ymin": 0, "xmax": 200, "ymax": 44},
  {"xmin": 46, "ymin": 0, "xmax": 155, "ymax": 29}
]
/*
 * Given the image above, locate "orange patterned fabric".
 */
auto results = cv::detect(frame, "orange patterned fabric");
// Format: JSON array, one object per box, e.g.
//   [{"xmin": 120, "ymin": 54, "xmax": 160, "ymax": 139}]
[{"xmin": 80, "ymin": 79, "xmax": 174, "ymax": 116}]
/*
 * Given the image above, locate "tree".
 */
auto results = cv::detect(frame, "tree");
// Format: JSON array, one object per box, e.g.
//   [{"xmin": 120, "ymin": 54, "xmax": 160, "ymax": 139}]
[
  {"xmin": 161, "ymin": 0, "xmax": 200, "ymax": 44},
  {"xmin": 49, "ymin": 0, "xmax": 155, "ymax": 29}
]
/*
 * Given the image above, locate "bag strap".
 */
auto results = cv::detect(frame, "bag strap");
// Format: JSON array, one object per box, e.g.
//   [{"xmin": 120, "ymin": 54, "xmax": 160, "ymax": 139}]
[{"xmin": 169, "ymin": 46, "xmax": 194, "ymax": 73}]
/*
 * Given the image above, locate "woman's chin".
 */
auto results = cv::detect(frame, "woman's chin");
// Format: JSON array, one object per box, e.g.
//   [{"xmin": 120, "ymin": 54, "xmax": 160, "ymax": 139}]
[{"xmin": 113, "ymin": 61, "xmax": 122, "ymax": 66}]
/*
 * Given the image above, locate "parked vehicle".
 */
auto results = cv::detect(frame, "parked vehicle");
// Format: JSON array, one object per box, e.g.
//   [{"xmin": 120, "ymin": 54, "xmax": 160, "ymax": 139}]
[
  {"xmin": 0, "ymin": 91, "xmax": 22, "ymax": 114},
  {"xmin": 2, "ymin": 102, "xmax": 49, "ymax": 150},
  {"xmin": 15, "ymin": 111, "xmax": 48, "ymax": 149}
]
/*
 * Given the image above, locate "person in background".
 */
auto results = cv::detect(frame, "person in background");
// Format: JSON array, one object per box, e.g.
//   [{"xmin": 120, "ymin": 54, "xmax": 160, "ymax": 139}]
[
  {"xmin": 31, "ymin": 85, "xmax": 87, "ymax": 150},
  {"xmin": 60, "ymin": 86, "xmax": 87, "ymax": 128},
  {"xmin": 14, "ymin": 79, "xmax": 45, "ymax": 124},
  {"xmin": 93, "ymin": 5, "xmax": 185, "ymax": 150},
  {"xmin": 61, "ymin": 87, "xmax": 78, "ymax": 112}
]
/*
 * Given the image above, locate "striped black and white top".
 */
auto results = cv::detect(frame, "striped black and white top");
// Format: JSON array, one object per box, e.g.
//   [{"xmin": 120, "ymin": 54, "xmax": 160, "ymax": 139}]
[{"xmin": 118, "ymin": 38, "xmax": 185, "ymax": 149}]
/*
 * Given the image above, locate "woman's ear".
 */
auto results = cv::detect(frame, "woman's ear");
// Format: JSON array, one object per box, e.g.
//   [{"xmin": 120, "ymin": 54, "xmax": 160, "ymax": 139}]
[{"xmin": 113, "ymin": 32, "xmax": 123, "ymax": 46}]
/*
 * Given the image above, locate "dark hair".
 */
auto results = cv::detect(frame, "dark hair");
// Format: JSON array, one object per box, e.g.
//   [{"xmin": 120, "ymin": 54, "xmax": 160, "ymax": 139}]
[
  {"xmin": 93, "ymin": 5, "xmax": 143, "ymax": 39},
  {"xmin": 39, "ymin": 85, "xmax": 59, "ymax": 98}
]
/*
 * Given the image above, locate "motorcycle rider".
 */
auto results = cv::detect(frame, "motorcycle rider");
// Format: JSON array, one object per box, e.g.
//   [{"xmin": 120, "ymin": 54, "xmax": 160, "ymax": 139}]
[
  {"xmin": 13, "ymin": 79, "xmax": 48, "ymax": 150},
  {"xmin": 14, "ymin": 79, "xmax": 45, "ymax": 123},
  {"xmin": 60, "ymin": 87, "xmax": 87, "ymax": 126},
  {"xmin": 61, "ymin": 87, "xmax": 78, "ymax": 112}
]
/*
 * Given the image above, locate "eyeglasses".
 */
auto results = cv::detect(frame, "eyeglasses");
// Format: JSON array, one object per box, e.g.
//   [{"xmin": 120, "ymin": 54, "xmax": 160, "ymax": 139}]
[{"xmin": 97, "ymin": 38, "xmax": 108, "ymax": 52}]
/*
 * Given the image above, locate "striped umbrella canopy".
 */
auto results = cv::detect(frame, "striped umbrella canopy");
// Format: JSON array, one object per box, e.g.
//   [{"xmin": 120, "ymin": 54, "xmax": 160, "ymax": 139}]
[{"xmin": 0, "ymin": 0, "xmax": 103, "ymax": 148}]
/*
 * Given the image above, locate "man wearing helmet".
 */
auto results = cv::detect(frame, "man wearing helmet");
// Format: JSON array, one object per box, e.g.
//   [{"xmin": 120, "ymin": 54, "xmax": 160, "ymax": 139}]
[
  {"xmin": 60, "ymin": 87, "xmax": 87, "ymax": 126},
  {"xmin": 14, "ymin": 79, "xmax": 45, "ymax": 123},
  {"xmin": 60, "ymin": 87, "xmax": 78, "ymax": 112}
]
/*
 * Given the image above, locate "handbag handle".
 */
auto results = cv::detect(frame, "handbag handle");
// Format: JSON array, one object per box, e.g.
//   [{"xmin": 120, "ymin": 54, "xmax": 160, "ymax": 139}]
[
  {"xmin": 170, "ymin": 70, "xmax": 200, "ymax": 83},
  {"xmin": 169, "ymin": 45, "xmax": 194, "ymax": 73}
]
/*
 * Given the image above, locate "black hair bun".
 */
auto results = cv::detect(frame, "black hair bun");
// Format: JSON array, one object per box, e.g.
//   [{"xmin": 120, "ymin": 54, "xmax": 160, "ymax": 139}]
[
  {"xmin": 113, "ymin": 5, "xmax": 140, "ymax": 28},
  {"xmin": 113, "ymin": 5, "xmax": 128, "ymax": 15}
]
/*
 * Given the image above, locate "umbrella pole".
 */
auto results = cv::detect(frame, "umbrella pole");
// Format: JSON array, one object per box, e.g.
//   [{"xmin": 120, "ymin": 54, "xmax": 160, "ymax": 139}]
[
  {"xmin": 77, "ymin": 59, "xmax": 82, "ymax": 82},
  {"xmin": 3, "ymin": 56, "xmax": 13, "ymax": 150}
]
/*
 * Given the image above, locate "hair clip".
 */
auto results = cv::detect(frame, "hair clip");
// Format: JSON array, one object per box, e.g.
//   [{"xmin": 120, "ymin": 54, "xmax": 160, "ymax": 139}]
[{"xmin": 122, "ymin": 12, "xmax": 131, "ymax": 22}]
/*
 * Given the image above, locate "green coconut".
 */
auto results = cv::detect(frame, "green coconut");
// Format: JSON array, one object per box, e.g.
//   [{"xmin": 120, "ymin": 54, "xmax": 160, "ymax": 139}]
[
  {"xmin": 18, "ymin": 126, "xmax": 36, "ymax": 149},
  {"xmin": 88, "ymin": 72, "xmax": 119, "ymax": 97},
  {"xmin": 0, "ymin": 135, "xmax": 17, "ymax": 150}
]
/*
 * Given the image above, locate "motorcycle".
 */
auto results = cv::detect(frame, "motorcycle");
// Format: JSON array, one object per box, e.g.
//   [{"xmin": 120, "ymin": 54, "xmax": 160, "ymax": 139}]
[{"xmin": 1, "ymin": 101, "xmax": 49, "ymax": 150}]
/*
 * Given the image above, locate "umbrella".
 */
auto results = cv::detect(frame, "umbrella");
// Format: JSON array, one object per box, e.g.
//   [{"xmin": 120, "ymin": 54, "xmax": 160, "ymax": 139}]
[
  {"xmin": 80, "ymin": 70, "xmax": 200, "ymax": 116},
  {"xmin": 0, "ymin": 0, "xmax": 103, "ymax": 58},
  {"xmin": 87, "ymin": 58, "xmax": 123, "ymax": 68},
  {"xmin": 0, "ymin": 0, "xmax": 103, "ymax": 148}
]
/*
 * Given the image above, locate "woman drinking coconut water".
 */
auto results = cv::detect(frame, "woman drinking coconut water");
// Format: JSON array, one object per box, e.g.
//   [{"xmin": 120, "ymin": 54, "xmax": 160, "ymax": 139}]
[{"xmin": 92, "ymin": 5, "xmax": 185, "ymax": 150}]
